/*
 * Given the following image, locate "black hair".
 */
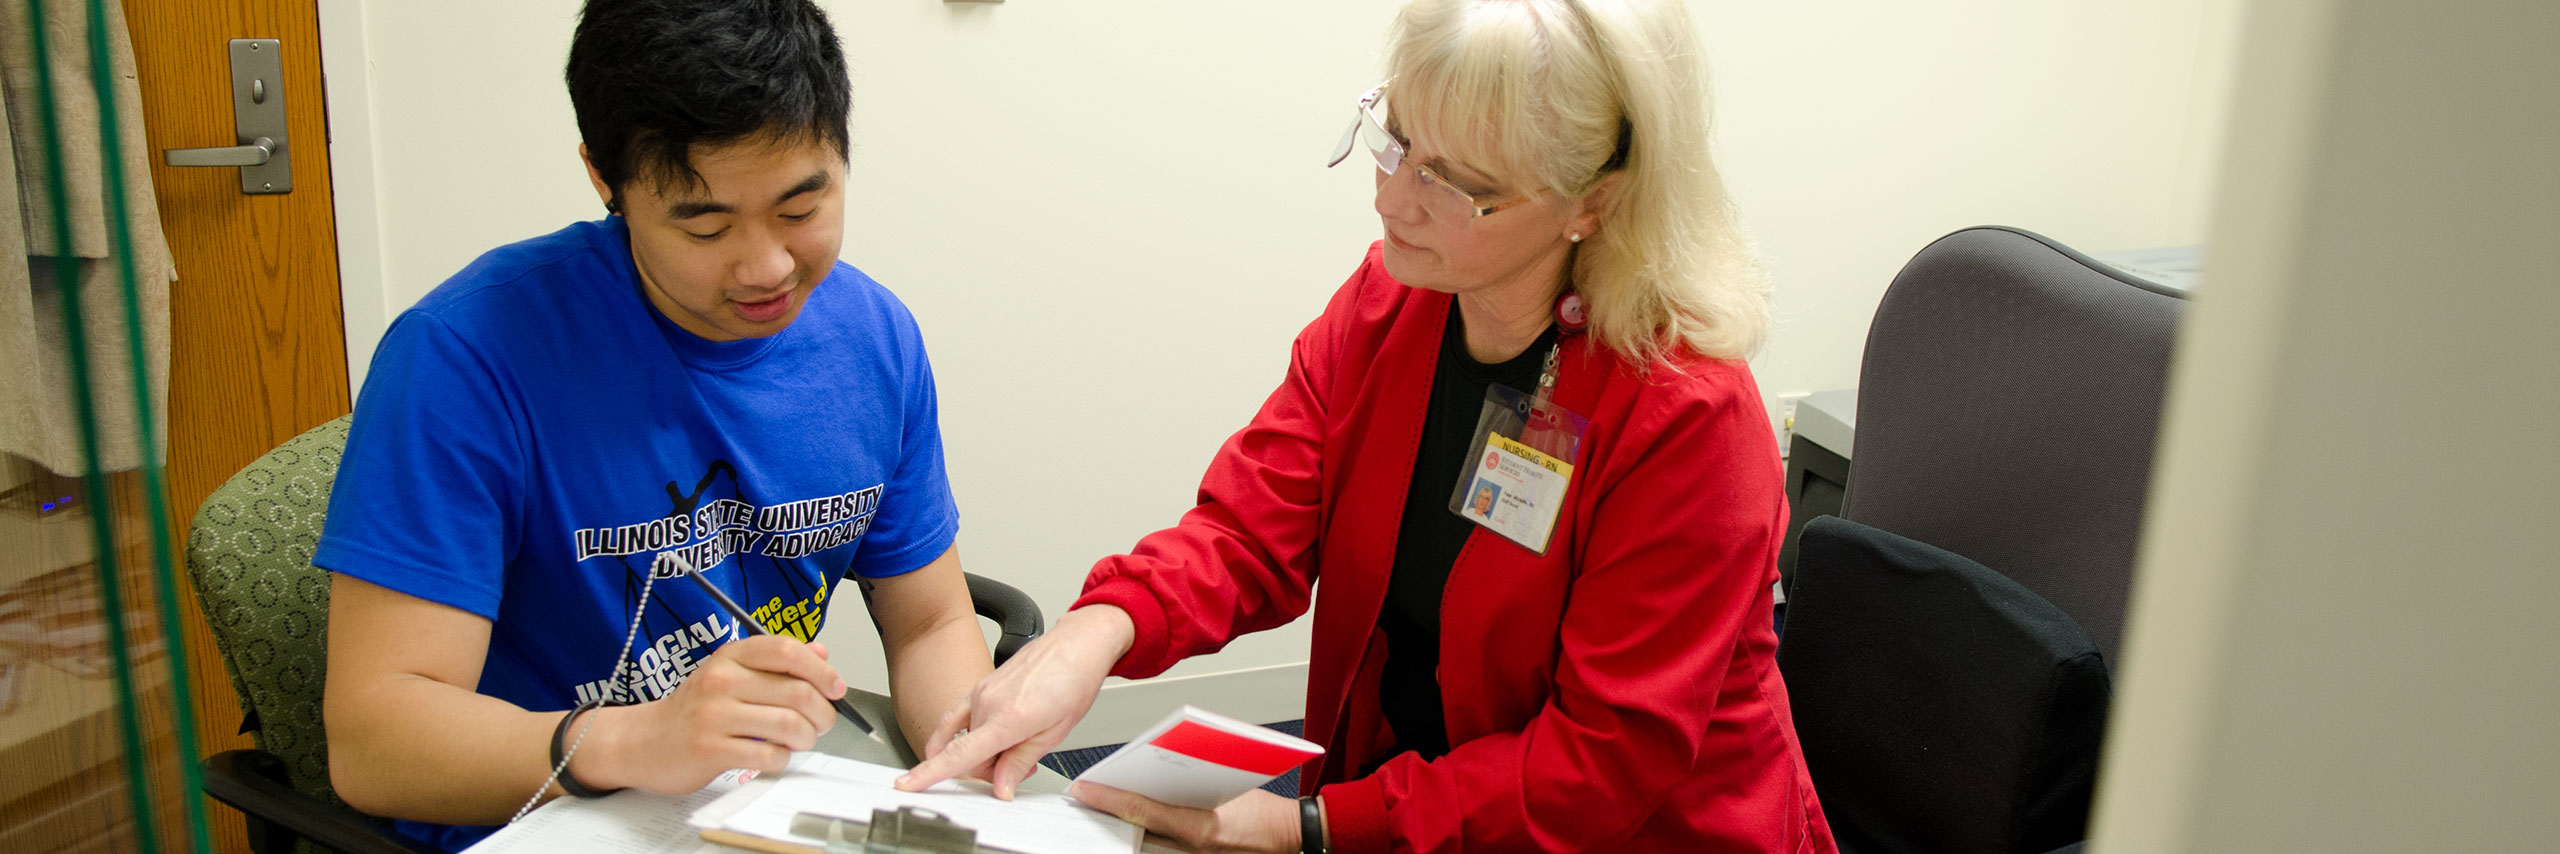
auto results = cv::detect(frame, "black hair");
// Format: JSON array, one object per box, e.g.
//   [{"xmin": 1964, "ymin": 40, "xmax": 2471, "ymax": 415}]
[{"xmin": 566, "ymin": 0, "xmax": 851, "ymax": 213}]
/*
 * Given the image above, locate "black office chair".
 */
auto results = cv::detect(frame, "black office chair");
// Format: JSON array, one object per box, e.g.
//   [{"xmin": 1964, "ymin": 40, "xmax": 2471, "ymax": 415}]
[
  {"xmin": 1780, "ymin": 516, "xmax": 2109, "ymax": 854},
  {"xmin": 1780, "ymin": 226, "xmax": 2188, "ymax": 851},
  {"xmin": 184, "ymin": 415, "xmax": 1045, "ymax": 854}
]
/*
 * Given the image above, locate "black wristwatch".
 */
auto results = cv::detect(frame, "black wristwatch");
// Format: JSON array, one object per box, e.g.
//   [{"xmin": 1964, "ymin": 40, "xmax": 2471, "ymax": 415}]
[
  {"xmin": 550, "ymin": 697, "xmax": 625, "ymax": 798},
  {"xmin": 1299, "ymin": 794, "xmax": 1328, "ymax": 854}
]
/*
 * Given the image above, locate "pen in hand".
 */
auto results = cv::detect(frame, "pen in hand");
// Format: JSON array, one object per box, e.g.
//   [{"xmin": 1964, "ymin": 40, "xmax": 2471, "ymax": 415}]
[{"xmin": 669, "ymin": 554, "xmax": 889, "ymax": 746}]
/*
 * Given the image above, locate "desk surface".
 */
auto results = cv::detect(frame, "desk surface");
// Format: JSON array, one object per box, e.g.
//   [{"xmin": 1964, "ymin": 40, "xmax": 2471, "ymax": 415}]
[
  {"xmin": 469, "ymin": 686, "xmax": 1083, "ymax": 854},
  {"xmin": 810, "ymin": 687, "xmax": 1071, "ymax": 796},
  {"xmin": 717, "ymin": 688, "xmax": 1103, "ymax": 853}
]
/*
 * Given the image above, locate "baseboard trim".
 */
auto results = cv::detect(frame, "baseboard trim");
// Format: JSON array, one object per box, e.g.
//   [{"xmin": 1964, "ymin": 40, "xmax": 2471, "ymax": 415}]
[{"xmin": 1057, "ymin": 661, "xmax": 1309, "ymax": 750}]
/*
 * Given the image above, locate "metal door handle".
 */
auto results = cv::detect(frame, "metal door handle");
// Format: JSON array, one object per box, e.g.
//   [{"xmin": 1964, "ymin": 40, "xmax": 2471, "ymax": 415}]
[
  {"xmin": 165, "ymin": 136, "xmax": 274, "ymax": 168},
  {"xmin": 158, "ymin": 38, "xmax": 290, "ymax": 194}
]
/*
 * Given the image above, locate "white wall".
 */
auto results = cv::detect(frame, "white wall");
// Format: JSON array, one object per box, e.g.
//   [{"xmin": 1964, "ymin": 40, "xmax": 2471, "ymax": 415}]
[
  {"xmin": 322, "ymin": 1, "xmax": 2237, "ymax": 745},
  {"xmin": 2092, "ymin": 1, "xmax": 2560, "ymax": 849},
  {"xmin": 1709, "ymin": 1, "xmax": 2240, "ymax": 420}
]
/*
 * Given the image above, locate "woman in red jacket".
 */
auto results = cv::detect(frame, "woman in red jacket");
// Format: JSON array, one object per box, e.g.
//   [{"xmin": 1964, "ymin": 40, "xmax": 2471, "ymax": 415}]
[{"xmin": 900, "ymin": 1, "xmax": 1834, "ymax": 851}]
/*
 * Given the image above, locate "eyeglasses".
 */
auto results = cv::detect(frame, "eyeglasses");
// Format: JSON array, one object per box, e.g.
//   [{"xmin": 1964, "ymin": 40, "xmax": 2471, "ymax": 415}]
[{"xmin": 1327, "ymin": 83, "xmax": 1532, "ymax": 221}]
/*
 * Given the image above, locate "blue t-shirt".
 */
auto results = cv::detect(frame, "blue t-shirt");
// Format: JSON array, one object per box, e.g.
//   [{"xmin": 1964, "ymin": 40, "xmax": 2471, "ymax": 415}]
[{"xmin": 314, "ymin": 218, "xmax": 957, "ymax": 851}]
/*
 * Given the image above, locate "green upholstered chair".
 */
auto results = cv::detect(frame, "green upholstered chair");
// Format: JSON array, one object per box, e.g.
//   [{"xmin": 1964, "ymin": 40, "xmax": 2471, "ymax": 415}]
[
  {"xmin": 186, "ymin": 415, "xmax": 428, "ymax": 854},
  {"xmin": 185, "ymin": 415, "xmax": 1044, "ymax": 853}
]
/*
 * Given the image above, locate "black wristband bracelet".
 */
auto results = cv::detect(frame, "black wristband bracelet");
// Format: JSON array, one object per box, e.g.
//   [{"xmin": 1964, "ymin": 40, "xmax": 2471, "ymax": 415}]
[
  {"xmin": 1299, "ymin": 794, "xmax": 1327, "ymax": 854},
  {"xmin": 550, "ymin": 697, "xmax": 625, "ymax": 798}
]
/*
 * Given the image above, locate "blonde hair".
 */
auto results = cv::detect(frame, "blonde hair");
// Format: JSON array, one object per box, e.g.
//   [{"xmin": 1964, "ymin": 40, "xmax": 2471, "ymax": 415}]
[{"xmin": 1384, "ymin": 0, "xmax": 1767, "ymax": 365}]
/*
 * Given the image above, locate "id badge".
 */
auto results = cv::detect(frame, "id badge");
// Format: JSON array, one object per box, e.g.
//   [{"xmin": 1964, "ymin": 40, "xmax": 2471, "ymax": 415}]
[{"xmin": 1449, "ymin": 383, "xmax": 1590, "ymax": 554}]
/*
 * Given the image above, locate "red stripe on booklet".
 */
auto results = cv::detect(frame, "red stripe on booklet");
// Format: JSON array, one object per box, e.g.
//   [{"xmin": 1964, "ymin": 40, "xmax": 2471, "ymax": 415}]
[{"xmin": 1147, "ymin": 721, "xmax": 1319, "ymax": 776}]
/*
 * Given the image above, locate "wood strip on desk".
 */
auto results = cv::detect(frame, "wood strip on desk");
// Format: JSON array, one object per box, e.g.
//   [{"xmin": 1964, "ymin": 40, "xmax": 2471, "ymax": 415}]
[{"xmin": 700, "ymin": 827, "xmax": 823, "ymax": 854}]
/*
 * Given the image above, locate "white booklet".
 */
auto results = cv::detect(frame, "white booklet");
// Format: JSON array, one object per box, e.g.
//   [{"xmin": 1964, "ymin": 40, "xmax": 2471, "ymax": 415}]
[
  {"xmin": 690, "ymin": 753, "xmax": 1140, "ymax": 854},
  {"xmin": 1072, "ymin": 705, "xmax": 1323, "ymax": 810}
]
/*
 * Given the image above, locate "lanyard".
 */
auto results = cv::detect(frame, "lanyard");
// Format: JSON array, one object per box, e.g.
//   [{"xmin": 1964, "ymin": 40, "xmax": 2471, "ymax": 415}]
[
  {"xmin": 1535, "ymin": 290, "xmax": 1585, "ymax": 404},
  {"xmin": 1454, "ymin": 288, "xmax": 1591, "ymax": 555},
  {"xmin": 1534, "ymin": 343, "xmax": 1563, "ymax": 404}
]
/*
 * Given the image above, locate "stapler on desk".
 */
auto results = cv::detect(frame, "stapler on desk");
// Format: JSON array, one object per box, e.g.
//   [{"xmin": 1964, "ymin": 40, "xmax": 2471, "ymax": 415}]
[{"xmin": 792, "ymin": 807, "xmax": 979, "ymax": 854}]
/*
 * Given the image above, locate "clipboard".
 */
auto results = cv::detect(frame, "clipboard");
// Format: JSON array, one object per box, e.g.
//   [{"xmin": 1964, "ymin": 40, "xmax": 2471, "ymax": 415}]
[
  {"xmin": 688, "ymin": 753, "xmax": 1139, "ymax": 854},
  {"xmin": 699, "ymin": 806, "xmax": 977, "ymax": 854}
]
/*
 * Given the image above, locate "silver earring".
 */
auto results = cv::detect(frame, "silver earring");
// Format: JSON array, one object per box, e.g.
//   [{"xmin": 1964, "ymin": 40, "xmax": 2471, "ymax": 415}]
[{"xmin": 1569, "ymin": 233, "xmax": 1583, "ymax": 243}]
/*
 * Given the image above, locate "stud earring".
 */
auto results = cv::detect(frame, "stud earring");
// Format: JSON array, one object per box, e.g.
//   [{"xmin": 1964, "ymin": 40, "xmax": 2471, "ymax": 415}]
[{"xmin": 1569, "ymin": 233, "xmax": 1583, "ymax": 243}]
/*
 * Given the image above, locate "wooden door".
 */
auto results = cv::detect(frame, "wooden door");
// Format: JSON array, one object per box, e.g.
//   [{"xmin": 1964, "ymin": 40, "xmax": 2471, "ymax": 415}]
[
  {"xmin": 51, "ymin": 0, "xmax": 348, "ymax": 848},
  {"xmin": 131, "ymin": 0, "xmax": 350, "ymax": 851},
  {"xmin": 127, "ymin": 0, "xmax": 351, "ymax": 483},
  {"xmin": 2, "ymin": 0, "xmax": 345, "ymax": 846}
]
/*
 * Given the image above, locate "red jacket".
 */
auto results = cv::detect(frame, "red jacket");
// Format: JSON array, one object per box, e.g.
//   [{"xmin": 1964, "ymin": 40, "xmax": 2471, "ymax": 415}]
[{"xmin": 1076, "ymin": 245, "xmax": 1836, "ymax": 853}]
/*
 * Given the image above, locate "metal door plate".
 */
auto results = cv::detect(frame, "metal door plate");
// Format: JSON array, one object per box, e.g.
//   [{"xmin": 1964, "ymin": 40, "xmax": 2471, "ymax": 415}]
[{"xmin": 229, "ymin": 38, "xmax": 290, "ymax": 194}]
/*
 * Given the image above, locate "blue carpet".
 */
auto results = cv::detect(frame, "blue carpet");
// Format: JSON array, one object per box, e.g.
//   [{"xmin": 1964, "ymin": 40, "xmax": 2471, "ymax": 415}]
[{"xmin": 1040, "ymin": 719, "xmax": 1305, "ymax": 798}]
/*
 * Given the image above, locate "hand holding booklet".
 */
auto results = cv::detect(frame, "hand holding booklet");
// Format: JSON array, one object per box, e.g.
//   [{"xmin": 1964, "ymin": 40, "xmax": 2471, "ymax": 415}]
[{"xmin": 1072, "ymin": 705, "xmax": 1324, "ymax": 810}]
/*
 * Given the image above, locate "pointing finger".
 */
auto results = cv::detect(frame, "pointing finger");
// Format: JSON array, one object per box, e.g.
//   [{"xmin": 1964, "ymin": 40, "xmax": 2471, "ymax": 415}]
[{"xmin": 898, "ymin": 721, "xmax": 1009, "ymax": 792}]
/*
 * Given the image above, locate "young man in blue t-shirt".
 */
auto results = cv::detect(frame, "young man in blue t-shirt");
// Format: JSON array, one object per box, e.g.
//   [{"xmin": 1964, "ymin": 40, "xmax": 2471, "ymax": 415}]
[{"xmin": 315, "ymin": 2, "xmax": 991, "ymax": 849}]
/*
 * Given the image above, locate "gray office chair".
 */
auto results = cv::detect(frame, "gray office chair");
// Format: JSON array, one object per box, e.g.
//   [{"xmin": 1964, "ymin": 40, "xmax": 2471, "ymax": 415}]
[
  {"xmin": 1837, "ymin": 225, "xmax": 2189, "ymax": 668},
  {"xmin": 1781, "ymin": 225, "xmax": 2187, "ymax": 852}
]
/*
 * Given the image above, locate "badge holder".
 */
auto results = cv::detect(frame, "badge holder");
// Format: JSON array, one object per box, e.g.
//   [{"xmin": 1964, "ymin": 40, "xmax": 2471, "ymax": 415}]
[
  {"xmin": 1447, "ymin": 293, "xmax": 1592, "ymax": 555},
  {"xmin": 790, "ymin": 807, "xmax": 978, "ymax": 854}
]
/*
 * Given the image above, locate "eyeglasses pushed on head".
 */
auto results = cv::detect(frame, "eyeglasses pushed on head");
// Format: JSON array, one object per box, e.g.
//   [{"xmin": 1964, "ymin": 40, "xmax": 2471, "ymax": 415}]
[{"xmin": 1327, "ymin": 82, "xmax": 1531, "ymax": 221}]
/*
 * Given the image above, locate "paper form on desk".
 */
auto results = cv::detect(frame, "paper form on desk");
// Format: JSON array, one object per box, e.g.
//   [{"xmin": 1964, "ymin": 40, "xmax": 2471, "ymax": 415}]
[
  {"xmin": 695, "ymin": 753, "xmax": 1139, "ymax": 854},
  {"xmin": 462, "ymin": 766, "xmax": 757, "ymax": 854}
]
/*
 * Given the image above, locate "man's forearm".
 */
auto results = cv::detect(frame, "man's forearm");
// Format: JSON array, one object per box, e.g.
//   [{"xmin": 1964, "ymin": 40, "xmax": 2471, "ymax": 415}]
[
  {"xmin": 884, "ymin": 612, "xmax": 995, "ymax": 756},
  {"xmin": 328, "ymin": 673, "xmax": 595, "ymax": 825}
]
